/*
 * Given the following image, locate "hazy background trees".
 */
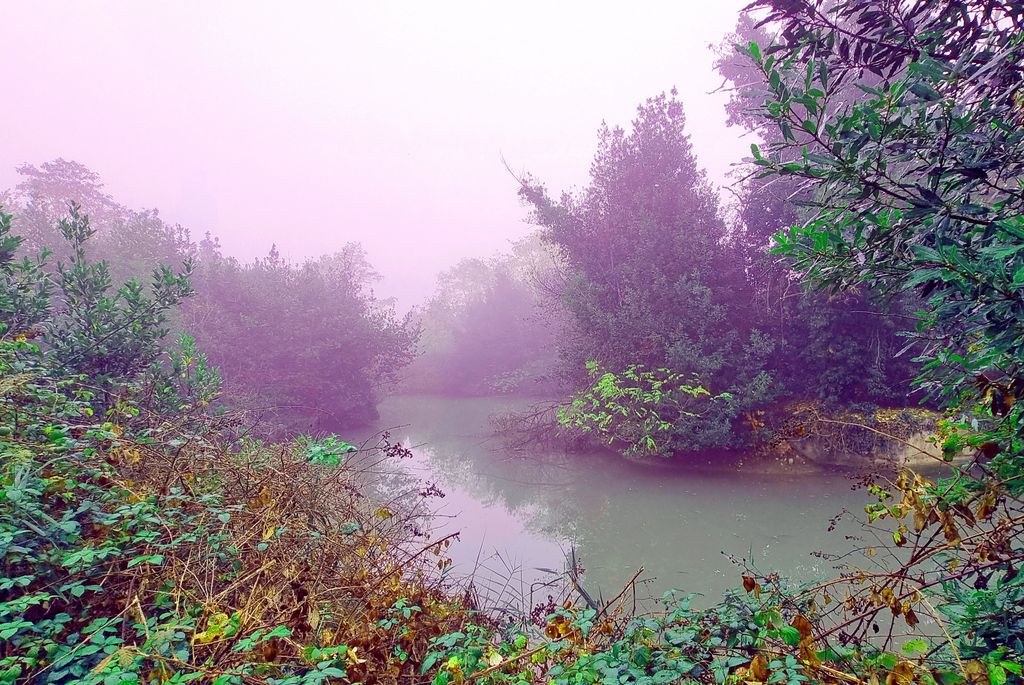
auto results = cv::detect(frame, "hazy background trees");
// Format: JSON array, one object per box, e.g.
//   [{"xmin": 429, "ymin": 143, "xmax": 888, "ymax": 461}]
[
  {"xmin": 187, "ymin": 237, "xmax": 417, "ymax": 431},
  {"xmin": 0, "ymin": 161, "xmax": 416, "ymax": 433},
  {"xmin": 403, "ymin": 235, "xmax": 564, "ymax": 396}
]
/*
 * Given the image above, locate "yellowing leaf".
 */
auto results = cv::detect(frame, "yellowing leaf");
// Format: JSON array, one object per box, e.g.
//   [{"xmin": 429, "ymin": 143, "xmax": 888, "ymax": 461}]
[
  {"xmin": 885, "ymin": 660, "xmax": 916, "ymax": 685},
  {"xmin": 750, "ymin": 654, "xmax": 769, "ymax": 682}
]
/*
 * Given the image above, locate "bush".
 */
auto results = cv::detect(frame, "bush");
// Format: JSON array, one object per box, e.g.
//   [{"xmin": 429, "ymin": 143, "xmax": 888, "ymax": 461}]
[{"xmin": 0, "ymin": 335, "xmax": 473, "ymax": 684}]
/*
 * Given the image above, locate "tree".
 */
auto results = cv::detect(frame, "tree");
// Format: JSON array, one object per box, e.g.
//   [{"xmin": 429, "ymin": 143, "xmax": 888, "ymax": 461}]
[
  {"xmin": 2, "ymin": 161, "xmax": 415, "ymax": 432},
  {"xmin": 744, "ymin": 0, "xmax": 1024, "ymax": 410},
  {"xmin": 715, "ymin": 14, "xmax": 921, "ymax": 406},
  {"xmin": 186, "ymin": 240, "xmax": 418, "ymax": 432},
  {"xmin": 0, "ymin": 201, "xmax": 195, "ymax": 411},
  {"xmin": 48, "ymin": 203, "xmax": 194, "ymax": 391},
  {"xmin": 741, "ymin": 0, "xmax": 1024, "ymax": 664},
  {"xmin": 6, "ymin": 159, "xmax": 125, "ymax": 257},
  {"xmin": 519, "ymin": 91, "xmax": 776, "ymax": 450},
  {"xmin": 3, "ymin": 159, "xmax": 194, "ymax": 284},
  {"xmin": 0, "ymin": 208, "xmax": 52, "ymax": 335}
]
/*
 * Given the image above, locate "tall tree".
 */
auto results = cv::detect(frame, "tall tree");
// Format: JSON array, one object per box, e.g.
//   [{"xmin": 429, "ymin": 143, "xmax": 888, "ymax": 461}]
[
  {"xmin": 521, "ymin": 91, "xmax": 746, "ymax": 369},
  {"xmin": 520, "ymin": 91, "xmax": 774, "ymax": 449},
  {"xmin": 6, "ymin": 159, "xmax": 125, "ymax": 256}
]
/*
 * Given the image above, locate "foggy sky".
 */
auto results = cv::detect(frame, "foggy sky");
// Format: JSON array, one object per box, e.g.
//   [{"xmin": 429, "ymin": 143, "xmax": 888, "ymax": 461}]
[{"xmin": 0, "ymin": 1, "xmax": 749, "ymax": 307}]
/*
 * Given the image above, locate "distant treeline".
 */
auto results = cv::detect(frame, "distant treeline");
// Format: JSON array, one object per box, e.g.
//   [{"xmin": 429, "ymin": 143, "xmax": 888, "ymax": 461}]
[
  {"xmin": 4, "ymin": 58, "xmax": 924, "ymax": 451},
  {"xmin": 400, "ymin": 235, "xmax": 565, "ymax": 397},
  {"xmin": 1, "ymin": 159, "xmax": 417, "ymax": 434}
]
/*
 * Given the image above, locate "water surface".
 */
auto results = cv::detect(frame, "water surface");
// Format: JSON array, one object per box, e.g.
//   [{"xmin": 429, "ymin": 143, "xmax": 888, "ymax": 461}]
[{"xmin": 357, "ymin": 395, "xmax": 871, "ymax": 608}]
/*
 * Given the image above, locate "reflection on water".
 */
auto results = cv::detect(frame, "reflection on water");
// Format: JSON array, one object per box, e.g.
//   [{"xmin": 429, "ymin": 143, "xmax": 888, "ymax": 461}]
[{"xmin": 355, "ymin": 395, "xmax": 870, "ymax": 605}]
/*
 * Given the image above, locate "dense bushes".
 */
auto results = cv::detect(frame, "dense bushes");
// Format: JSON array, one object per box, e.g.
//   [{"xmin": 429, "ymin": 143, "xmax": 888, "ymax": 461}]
[
  {"xmin": 515, "ymin": 89, "xmax": 917, "ymax": 455},
  {"xmin": 0, "ymin": 340, "xmax": 475, "ymax": 684},
  {"xmin": 1, "ymin": 162, "xmax": 415, "ymax": 433},
  {"xmin": 186, "ymin": 237, "xmax": 417, "ymax": 432},
  {"xmin": 0, "ymin": 209, "xmax": 470, "ymax": 684}
]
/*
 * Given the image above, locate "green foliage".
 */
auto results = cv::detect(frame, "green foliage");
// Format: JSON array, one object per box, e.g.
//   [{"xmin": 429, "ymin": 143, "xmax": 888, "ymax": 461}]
[
  {"xmin": 0, "ymin": 205, "xmax": 473, "ymax": 684},
  {"xmin": 418, "ymin": 589, "xmax": 883, "ymax": 685},
  {"xmin": 0, "ymin": 334, "xmax": 460, "ymax": 684},
  {"xmin": 46, "ymin": 202, "xmax": 194, "ymax": 393},
  {"xmin": 187, "ymin": 239, "xmax": 418, "ymax": 433},
  {"xmin": 0, "ymin": 208, "xmax": 52, "ymax": 334},
  {"xmin": 745, "ymin": 4, "xmax": 1024, "ymax": 415},
  {"xmin": 521, "ymin": 79, "xmax": 920, "ymax": 452},
  {"xmin": 145, "ymin": 332, "xmax": 223, "ymax": 414},
  {"xmin": 740, "ymin": 2, "xmax": 1024, "ymax": 681},
  {"xmin": 296, "ymin": 434, "xmax": 358, "ymax": 466},
  {"xmin": 558, "ymin": 361, "xmax": 731, "ymax": 456},
  {"xmin": 0, "ymin": 337, "xmax": 192, "ymax": 683}
]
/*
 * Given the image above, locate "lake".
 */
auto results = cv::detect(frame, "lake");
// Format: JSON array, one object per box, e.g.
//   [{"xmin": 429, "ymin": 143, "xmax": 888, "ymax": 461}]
[{"xmin": 355, "ymin": 395, "xmax": 873, "ymax": 611}]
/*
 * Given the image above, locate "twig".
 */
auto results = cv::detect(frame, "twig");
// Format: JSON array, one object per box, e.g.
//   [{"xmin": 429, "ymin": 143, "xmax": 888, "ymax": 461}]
[
  {"xmin": 595, "ymin": 566, "xmax": 644, "ymax": 621},
  {"xmin": 470, "ymin": 644, "xmax": 547, "ymax": 680}
]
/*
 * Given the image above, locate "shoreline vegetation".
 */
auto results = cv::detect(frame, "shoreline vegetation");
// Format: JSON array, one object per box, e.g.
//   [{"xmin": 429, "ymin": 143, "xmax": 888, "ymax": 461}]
[
  {"xmin": 491, "ymin": 395, "xmax": 943, "ymax": 474},
  {"xmin": 3, "ymin": 2, "xmax": 1023, "ymax": 684}
]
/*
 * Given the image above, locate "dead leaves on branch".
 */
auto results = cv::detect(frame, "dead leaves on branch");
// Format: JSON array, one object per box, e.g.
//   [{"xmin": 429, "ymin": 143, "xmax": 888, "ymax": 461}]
[
  {"xmin": 732, "ymin": 461, "xmax": 1023, "ymax": 685},
  {"xmin": 79, "ymin": 422, "xmax": 476, "ymax": 684}
]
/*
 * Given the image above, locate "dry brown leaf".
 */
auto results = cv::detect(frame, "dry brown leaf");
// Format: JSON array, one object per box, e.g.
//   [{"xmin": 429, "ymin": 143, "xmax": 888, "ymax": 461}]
[{"xmin": 791, "ymin": 614, "xmax": 813, "ymax": 640}]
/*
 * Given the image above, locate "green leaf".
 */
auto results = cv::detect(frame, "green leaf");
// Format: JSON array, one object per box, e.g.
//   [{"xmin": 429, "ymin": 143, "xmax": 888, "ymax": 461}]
[
  {"xmin": 421, "ymin": 652, "xmax": 440, "ymax": 675},
  {"xmin": 901, "ymin": 639, "xmax": 929, "ymax": 656},
  {"xmin": 779, "ymin": 625, "xmax": 801, "ymax": 646},
  {"xmin": 999, "ymin": 662, "xmax": 1023, "ymax": 676},
  {"xmin": 911, "ymin": 245, "xmax": 943, "ymax": 262},
  {"xmin": 127, "ymin": 554, "xmax": 164, "ymax": 568},
  {"xmin": 909, "ymin": 82, "xmax": 942, "ymax": 101},
  {"xmin": 264, "ymin": 625, "xmax": 292, "ymax": 639}
]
